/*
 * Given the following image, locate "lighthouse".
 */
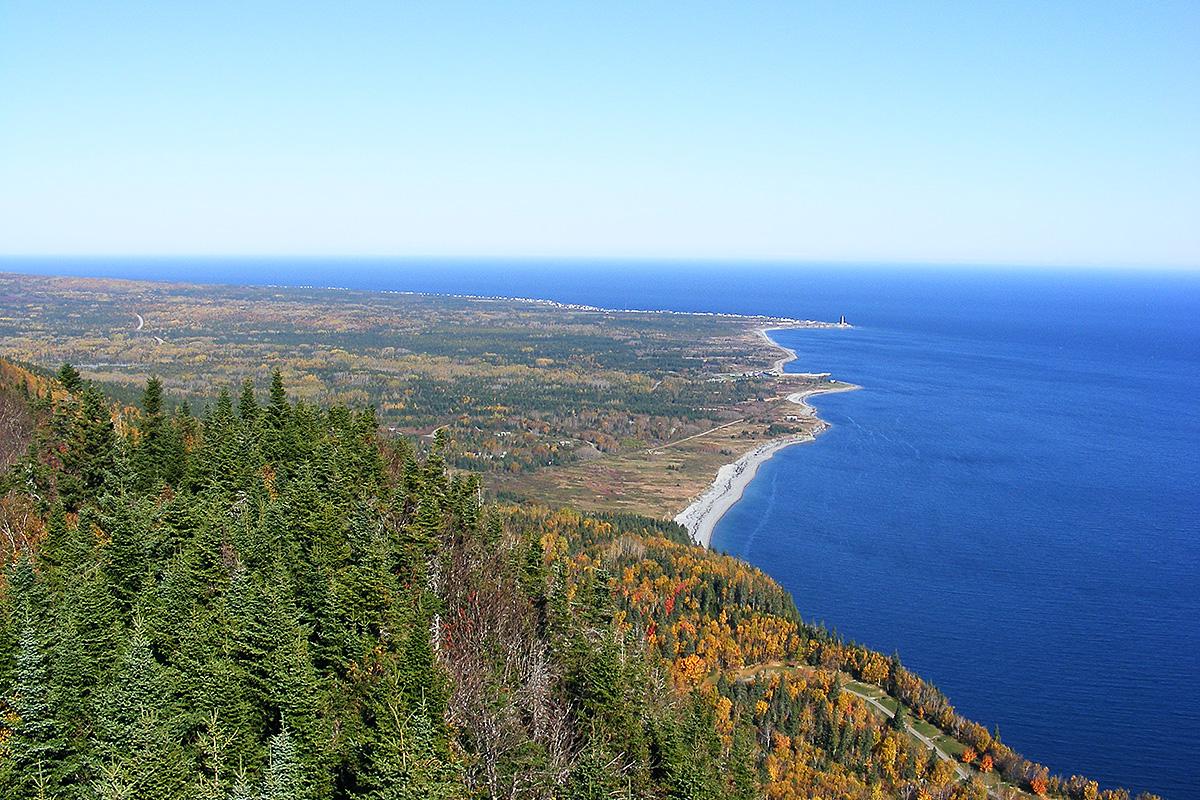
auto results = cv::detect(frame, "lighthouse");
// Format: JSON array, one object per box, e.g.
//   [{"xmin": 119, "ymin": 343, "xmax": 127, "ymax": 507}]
[{"xmin": 838, "ymin": 314, "xmax": 847, "ymax": 326}]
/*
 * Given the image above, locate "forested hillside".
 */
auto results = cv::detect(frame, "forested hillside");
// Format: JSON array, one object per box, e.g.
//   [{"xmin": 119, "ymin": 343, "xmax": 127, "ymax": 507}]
[{"xmin": 0, "ymin": 364, "xmax": 1148, "ymax": 800}]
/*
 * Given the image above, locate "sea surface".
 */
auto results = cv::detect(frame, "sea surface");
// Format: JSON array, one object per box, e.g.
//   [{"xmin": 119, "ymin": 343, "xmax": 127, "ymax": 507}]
[{"xmin": 5, "ymin": 258, "xmax": 1199, "ymax": 797}]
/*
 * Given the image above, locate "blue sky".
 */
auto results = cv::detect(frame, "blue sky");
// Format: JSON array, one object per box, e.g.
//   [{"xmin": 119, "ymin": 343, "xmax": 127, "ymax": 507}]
[{"xmin": 1, "ymin": 1, "xmax": 1196, "ymax": 266}]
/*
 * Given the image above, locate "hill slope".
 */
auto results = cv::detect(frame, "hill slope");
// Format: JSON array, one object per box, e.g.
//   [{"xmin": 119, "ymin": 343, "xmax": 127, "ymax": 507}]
[{"xmin": 0, "ymin": 363, "xmax": 1149, "ymax": 800}]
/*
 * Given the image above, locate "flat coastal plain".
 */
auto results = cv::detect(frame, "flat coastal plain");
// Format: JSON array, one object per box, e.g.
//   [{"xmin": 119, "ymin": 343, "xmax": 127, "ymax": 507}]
[{"xmin": 0, "ymin": 272, "xmax": 851, "ymax": 528}]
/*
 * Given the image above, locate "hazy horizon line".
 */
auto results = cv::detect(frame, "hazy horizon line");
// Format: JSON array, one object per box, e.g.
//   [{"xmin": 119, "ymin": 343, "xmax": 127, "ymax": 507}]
[{"xmin": 2, "ymin": 253, "xmax": 1198, "ymax": 273}]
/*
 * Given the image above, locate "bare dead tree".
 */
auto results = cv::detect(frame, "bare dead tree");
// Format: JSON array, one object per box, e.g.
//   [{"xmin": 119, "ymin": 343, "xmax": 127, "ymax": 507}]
[{"xmin": 437, "ymin": 524, "xmax": 579, "ymax": 800}]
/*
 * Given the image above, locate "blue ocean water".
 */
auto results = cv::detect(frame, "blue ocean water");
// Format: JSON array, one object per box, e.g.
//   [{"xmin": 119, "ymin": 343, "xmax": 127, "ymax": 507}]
[
  {"xmin": 4, "ymin": 258, "xmax": 1199, "ymax": 796},
  {"xmin": 714, "ymin": 314, "xmax": 1200, "ymax": 799}
]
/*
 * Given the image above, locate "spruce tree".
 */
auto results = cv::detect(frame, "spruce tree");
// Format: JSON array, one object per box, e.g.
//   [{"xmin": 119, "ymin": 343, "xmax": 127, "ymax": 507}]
[
  {"xmin": 8, "ymin": 613, "xmax": 68, "ymax": 796},
  {"xmin": 70, "ymin": 561, "xmax": 123, "ymax": 683},
  {"xmin": 890, "ymin": 701, "xmax": 907, "ymax": 731},
  {"xmin": 33, "ymin": 504, "xmax": 69, "ymax": 576},
  {"xmin": 262, "ymin": 370, "xmax": 293, "ymax": 465},
  {"xmin": 364, "ymin": 701, "xmax": 465, "ymax": 800},
  {"xmin": 56, "ymin": 363, "xmax": 82, "ymax": 394},
  {"xmin": 564, "ymin": 739, "xmax": 627, "ymax": 800},
  {"xmin": 238, "ymin": 378, "xmax": 259, "ymax": 424},
  {"xmin": 262, "ymin": 725, "xmax": 302, "ymax": 800},
  {"xmin": 102, "ymin": 493, "xmax": 153, "ymax": 611},
  {"xmin": 58, "ymin": 384, "xmax": 117, "ymax": 509},
  {"xmin": 134, "ymin": 376, "xmax": 168, "ymax": 490},
  {"xmin": 727, "ymin": 725, "xmax": 761, "ymax": 800},
  {"xmin": 195, "ymin": 388, "xmax": 243, "ymax": 493},
  {"xmin": 93, "ymin": 618, "xmax": 190, "ymax": 799}
]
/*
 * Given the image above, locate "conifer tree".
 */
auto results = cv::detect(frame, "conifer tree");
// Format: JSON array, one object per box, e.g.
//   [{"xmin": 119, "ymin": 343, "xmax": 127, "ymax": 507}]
[
  {"xmin": 89, "ymin": 758, "xmax": 137, "ymax": 800},
  {"xmin": 262, "ymin": 725, "xmax": 302, "ymax": 800},
  {"xmin": 134, "ymin": 377, "xmax": 168, "ymax": 490},
  {"xmin": 70, "ymin": 560, "xmax": 123, "ymax": 682},
  {"xmin": 890, "ymin": 701, "xmax": 907, "ymax": 731},
  {"xmin": 230, "ymin": 776, "xmax": 257, "ymax": 800},
  {"xmin": 58, "ymin": 384, "xmax": 116, "ymax": 509},
  {"xmin": 267, "ymin": 371, "xmax": 287, "ymax": 424},
  {"xmin": 33, "ymin": 504, "xmax": 69, "ymax": 576},
  {"xmin": 92, "ymin": 618, "xmax": 190, "ymax": 799},
  {"xmin": 727, "ymin": 725, "xmax": 761, "ymax": 800},
  {"xmin": 364, "ymin": 700, "xmax": 465, "ymax": 800},
  {"xmin": 262, "ymin": 370, "xmax": 294, "ymax": 466},
  {"xmin": 102, "ymin": 493, "xmax": 153, "ymax": 610},
  {"xmin": 564, "ymin": 739, "xmax": 628, "ymax": 800},
  {"xmin": 239, "ymin": 378, "xmax": 259, "ymax": 424},
  {"xmin": 194, "ymin": 388, "xmax": 244, "ymax": 493},
  {"xmin": 56, "ymin": 363, "xmax": 82, "ymax": 394},
  {"xmin": 397, "ymin": 612, "xmax": 448, "ymax": 723},
  {"xmin": 8, "ymin": 613, "xmax": 68, "ymax": 796}
]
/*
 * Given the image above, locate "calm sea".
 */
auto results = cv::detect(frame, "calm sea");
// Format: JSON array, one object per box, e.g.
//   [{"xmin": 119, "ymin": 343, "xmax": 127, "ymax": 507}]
[{"xmin": 5, "ymin": 258, "xmax": 1199, "ymax": 797}]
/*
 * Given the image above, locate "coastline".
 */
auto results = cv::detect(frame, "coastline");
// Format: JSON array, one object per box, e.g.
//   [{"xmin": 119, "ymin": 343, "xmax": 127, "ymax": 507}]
[
  {"xmin": 758, "ymin": 327, "xmax": 799, "ymax": 375},
  {"xmin": 674, "ymin": 328, "xmax": 858, "ymax": 548}
]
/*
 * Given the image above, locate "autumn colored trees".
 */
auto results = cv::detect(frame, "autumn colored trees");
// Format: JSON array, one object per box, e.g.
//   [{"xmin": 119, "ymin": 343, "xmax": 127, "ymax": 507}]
[{"xmin": 0, "ymin": 363, "xmax": 1154, "ymax": 800}]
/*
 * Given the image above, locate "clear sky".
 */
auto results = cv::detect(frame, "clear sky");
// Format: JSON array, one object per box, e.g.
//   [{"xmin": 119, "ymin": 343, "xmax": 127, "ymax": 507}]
[{"xmin": 1, "ymin": 1, "xmax": 1197, "ymax": 266}]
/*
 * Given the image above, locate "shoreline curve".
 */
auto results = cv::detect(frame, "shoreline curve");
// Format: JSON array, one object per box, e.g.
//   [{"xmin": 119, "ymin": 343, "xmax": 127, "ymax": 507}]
[{"xmin": 674, "ymin": 328, "xmax": 858, "ymax": 548}]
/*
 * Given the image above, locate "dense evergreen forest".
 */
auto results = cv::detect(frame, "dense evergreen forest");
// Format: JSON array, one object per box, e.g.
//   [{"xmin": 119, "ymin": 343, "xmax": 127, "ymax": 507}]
[{"xmin": 0, "ymin": 362, "xmax": 1150, "ymax": 800}]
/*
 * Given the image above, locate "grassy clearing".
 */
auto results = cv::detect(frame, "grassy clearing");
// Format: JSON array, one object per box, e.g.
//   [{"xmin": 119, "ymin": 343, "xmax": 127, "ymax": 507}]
[
  {"xmin": 909, "ymin": 718, "xmax": 940, "ymax": 738},
  {"xmin": 844, "ymin": 680, "xmax": 885, "ymax": 698},
  {"xmin": 933, "ymin": 734, "xmax": 967, "ymax": 758}
]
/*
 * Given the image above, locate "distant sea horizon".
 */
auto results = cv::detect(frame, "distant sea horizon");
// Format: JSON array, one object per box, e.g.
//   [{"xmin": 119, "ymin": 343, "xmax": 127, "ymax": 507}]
[{"xmin": 4, "ymin": 257, "xmax": 1198, "ymax": 798}]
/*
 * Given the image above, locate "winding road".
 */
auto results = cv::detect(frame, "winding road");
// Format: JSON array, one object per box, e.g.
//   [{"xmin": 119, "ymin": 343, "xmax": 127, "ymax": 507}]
[
  {"xmin": 841, "ymin": 685, "xmax": 971, "ymax": 781},
  {"xmin": 725, "ymin": 662, "xmax": 1012, "ymax": 797}
]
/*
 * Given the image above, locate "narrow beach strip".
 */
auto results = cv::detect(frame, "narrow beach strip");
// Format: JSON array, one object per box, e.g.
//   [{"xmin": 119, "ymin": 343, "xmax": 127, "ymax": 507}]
[{"xmin": 675, "ymin": 328, "xmax": 858, "ymax": 547}]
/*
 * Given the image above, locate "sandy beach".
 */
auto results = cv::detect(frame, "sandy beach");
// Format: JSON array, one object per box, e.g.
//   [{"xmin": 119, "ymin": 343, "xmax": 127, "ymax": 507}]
[
  {"xmin": 675, "ymin": 329, "xmax": 858, "ymax": 547},
  {"xmin": 758, "ymin": 327, "xmax": 798, "ymax": 374}
]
